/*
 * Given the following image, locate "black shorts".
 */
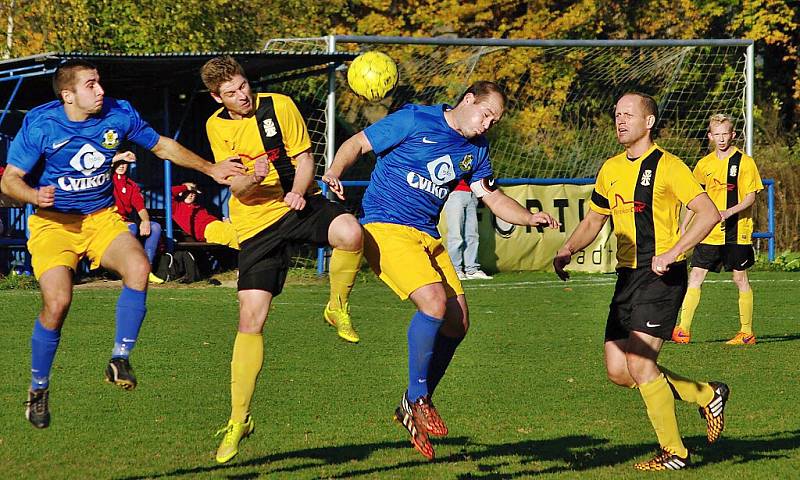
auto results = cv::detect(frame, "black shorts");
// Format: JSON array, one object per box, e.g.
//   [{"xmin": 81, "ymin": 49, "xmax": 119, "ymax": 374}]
[
  {"xmin": 237, "ymin": 195, "xmax": 347, "ymax": 293},
  {"xmin": 605, "ymin": 261, "xmax": 688, "ymax": 342},
  {"xmin": 690, "ymin": 243, "xmax": 755, "ymax": 272}
]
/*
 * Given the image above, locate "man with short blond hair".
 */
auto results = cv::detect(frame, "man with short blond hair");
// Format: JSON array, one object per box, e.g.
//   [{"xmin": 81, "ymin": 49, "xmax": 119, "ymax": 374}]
[{"xmin": 672, "ymin": 114, "xmax": 763, "ymax": 345}]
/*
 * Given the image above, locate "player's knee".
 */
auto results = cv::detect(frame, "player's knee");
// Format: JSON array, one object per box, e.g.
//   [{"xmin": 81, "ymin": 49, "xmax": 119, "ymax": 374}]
[
  {"xmin": 122, "ymin": 256, "xmax": 151, "ymax": 284},
  {"xmin": 329, "ymin": 214, "xmax": 363, "ymax": 251},
  {"xmin": 606, "ymin": 366, "xmax": 632, "ymax": 387},
  {"xmin": 238, "ymin": 306, "xmax": 268, "ymax": 333},
  {"xmin": 149, "ymin": 222, "xmax": 162, "ymax": 237},
  {"xmin": 42, "ymin": 294, "xmax": 72, "ymax": 322},
  {"xmin": 732, "ymin": 271, "xmax": 749, "ymax": 289},
  {"xmin": 420, "ymin": 297, "xmax": 447, "ymax": 319}
]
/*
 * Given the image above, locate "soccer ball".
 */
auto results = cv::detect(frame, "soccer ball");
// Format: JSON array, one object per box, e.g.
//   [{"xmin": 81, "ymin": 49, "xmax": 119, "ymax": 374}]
[{"xmin": 347, "ymin": 51, "xmax": 398, "ymax": 102}]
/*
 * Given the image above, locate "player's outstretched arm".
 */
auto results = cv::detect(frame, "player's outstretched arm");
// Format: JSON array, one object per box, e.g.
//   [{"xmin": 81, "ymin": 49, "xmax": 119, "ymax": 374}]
[
  {"xmin": 0, "ymin": 165, "xmax": 54, "ymax": 207},
  {"xmin": 322, "ymin": 131, "xmax": 373, "ymax": 200},
  {"xmin": 652, "ymin": 192, "xmax": 719, "ymax": 275},
  {"xmin": 150, "ymin": 136, "xmax": 245, "ymax": 185},
  {"xmin": 481, "ymin": 189, "xmax": 560, "ymax": 229},
  {"xmin": 553, "ymin": 210, "xmax": 608, "ymax": 281}
]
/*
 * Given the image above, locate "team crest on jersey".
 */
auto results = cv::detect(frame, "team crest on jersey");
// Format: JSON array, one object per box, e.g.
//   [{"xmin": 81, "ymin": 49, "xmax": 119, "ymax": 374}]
[
  {"xmin": 729, "ymin": 165, "xmax": 738, "ymax": 177},
  {"xmin": 459, "ymin": 154, "xmax": 473, "ymax": 171},
  {"xmin": 640, "ymin": 169, "xmax": 652, "ymax": 186},
  {"xmin": 262, "ymin": 118, "xmax": 277, "ymax": 137},
  {"xmin": 100, "ymin": 129, "xmax": 119, "ymax": 149}
]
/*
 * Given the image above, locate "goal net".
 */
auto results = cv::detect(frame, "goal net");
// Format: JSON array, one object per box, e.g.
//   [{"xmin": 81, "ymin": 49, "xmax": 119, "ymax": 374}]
[{"xmin": 261, "ymin": 37, "xmax": 752, "ymax": 272}]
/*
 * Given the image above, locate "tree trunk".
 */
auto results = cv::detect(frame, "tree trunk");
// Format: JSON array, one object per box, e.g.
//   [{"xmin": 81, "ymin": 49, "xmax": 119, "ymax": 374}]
[{"xmin": 4, "ymin": 0, "xmax": 14, "ymax": 59}]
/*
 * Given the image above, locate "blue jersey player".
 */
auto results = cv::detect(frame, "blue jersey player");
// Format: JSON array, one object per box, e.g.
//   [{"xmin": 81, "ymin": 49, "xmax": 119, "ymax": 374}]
[
  {"xmin": 323, "ymin": 81, "xmax": 560, "ymax": 460},
  {"xmin": 0, "ymin": 59, "xmax": 244, "ymax": 429}
]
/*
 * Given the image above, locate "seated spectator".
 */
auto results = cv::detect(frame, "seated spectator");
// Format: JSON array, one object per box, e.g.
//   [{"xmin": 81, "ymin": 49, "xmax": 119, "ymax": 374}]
[
  {"xmin": 172, "ymin": 182, "xmax": 239, "ymax": 249},
  {"xmin": 111, "ymin": 152, "xmax": 164, "ymax": 284}
]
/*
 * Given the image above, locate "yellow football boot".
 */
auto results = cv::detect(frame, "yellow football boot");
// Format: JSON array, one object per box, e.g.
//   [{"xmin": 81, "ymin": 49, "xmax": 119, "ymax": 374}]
[
  {"xmin": 324, "ymin": 301, "xmax": 360, "ymax": 343},
  {"xmin": 215, "ymin": 414, "xmax": 254, "ymax": 464}
]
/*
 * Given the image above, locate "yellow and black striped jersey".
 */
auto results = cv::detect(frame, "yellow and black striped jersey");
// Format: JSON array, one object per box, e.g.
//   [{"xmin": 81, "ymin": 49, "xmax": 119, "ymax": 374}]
[
  {"xmin": 693, "ymin": 147, "xmax": 762, "ymax": 245},
  {"xmin": 589, "ymin": 144, "xmax": 704, "ymax": 269},
  {"xmin": 206, "ymin": 93, "xmax": 312, "ymax": 242}
]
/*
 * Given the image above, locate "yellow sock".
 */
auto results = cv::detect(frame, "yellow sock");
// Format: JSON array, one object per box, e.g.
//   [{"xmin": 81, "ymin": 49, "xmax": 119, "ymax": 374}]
[
  {"xmin": 678, "ymin": 287, "xmax": 702, "ymax": 332},
  {"xmin": 328, "ymin": 248, "xmax": 362, "ymax": 309},
  {"xmin": 638, "ymin": 373, "xmax": 688, "ymax": 457},
  {"xmin": 659, "ymin": 365, "xmax": 714, "ymax": 406},
  {"xmin": 739, "ymin": 289, "xmax": 754, "ymax": 335},
  {"xmin": 230, "ymin": 332, "xmax": 264, "ymax": 422}
]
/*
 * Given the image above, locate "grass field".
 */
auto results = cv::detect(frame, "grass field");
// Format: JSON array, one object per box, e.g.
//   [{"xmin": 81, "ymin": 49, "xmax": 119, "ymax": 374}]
[{"xmin": 1, "ymin": 271, "xmax": 799, "ymax": 479}]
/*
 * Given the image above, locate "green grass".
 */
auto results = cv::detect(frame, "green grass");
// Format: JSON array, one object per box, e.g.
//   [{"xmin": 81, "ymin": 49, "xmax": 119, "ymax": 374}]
[{"xmin": 1, "ymin": 271, "xmax": 799, "ymax": 479}]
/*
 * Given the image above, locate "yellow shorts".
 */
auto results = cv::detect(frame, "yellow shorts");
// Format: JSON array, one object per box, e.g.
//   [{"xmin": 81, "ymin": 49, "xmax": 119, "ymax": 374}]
[
  {"xmin": 363, "ymin": 222, "xmax": 463, "ymax": 300},
  {"xmin": 205, "ymin": 220, "xmax": 240, "ymax": 250},
  {"xmin": 27, "ymin": 207, "xmax": 131, "ymax": 279}
]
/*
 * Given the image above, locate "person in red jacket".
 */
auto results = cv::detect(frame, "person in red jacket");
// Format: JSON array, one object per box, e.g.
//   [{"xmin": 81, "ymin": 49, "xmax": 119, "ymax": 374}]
[
  {"xmin": 172, "ymin": 182, "xmax": 238, "ymax": 249},
  {"xmin": 111, "ymin": 152, "xmax": 164, "ymax": 283}
]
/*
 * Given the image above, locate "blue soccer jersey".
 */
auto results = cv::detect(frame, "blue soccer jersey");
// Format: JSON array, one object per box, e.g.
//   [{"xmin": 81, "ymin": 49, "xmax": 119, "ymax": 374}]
[
  {"xmin": 362, "ymin": 104, "xmax": 493, "ymax": 238},
  {"xmin": 7, "ymin": 98, "xmax": 160, "ymax": 214}
]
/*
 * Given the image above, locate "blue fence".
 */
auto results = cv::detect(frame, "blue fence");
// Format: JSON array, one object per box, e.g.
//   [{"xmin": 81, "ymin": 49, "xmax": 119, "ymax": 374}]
[
  {"xmin": 0, "ymin": 177, "xmax": 779, "ymax": 276},
  {"xmin": 315, "ymin": 177, "xmax": 777, "ymax": 275}
]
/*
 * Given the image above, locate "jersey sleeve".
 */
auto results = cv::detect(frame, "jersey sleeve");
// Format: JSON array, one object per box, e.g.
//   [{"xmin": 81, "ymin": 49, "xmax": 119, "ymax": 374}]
[
  {"xmin": 589, "ymin": 163, "xmax": 611, "ymax": 215},
  {"xmin": 118, "ymin": 100, "xmax": 160, "ymax": 150},
  {"xmin": 6, "ymin": 114, "xmax": 45, "ymax": 173},
  {"xmin": 739, "ymin": 155, "xmax": 764, "ymax": 196},
  {"xmin": 172, "ymin": 184, "xmax": 188, "ymax": 199},
  {"xmin": 669, "ymin": 158, "xmax": 705, "ymax": 205},
  {"xmin": 130, "ymin": 181, "xmax": 145, "ymax": 212},
  {"xmin": 274, "ymin": 95, "xmax": 312, "ymax": 157},
  {"xmin": 206, "ymin": 117, "xmax": 236, "ymax": 163},
  {"xmin": 470, "ymin": 141, "xmax": 493, "ymax": 181},
  {"xmin": 363, "ymin": 107, "xmax": 415, "ymax": 156},
  {"xmin": 467, "ymin": 143, "xmax": 496, "ymax": 198},
  {"xmin": 693, "ymin": 159, "xmax": 706, "ymax": 188}
]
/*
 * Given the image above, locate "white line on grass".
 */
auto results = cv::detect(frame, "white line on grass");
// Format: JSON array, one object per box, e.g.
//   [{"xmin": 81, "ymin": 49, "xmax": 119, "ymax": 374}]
[{"xmin": 463, "ymin": 277, "xmax": 800, "ymax": 290}]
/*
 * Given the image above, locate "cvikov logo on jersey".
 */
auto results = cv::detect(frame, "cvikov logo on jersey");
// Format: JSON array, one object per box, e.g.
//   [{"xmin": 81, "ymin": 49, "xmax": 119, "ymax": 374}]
[
  {"xmin": 58, "ymin": 144, "xmax": 111, "ymax": 192},
  {"xmin": 406, "ymin": 155, "xmax": 456, "ymax": 199}
]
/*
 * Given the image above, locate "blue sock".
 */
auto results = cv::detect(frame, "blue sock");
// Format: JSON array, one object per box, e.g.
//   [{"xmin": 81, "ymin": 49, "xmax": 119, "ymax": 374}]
[
  {"xmin": 427, "ymin": 333, "xmax": 464, "ymax": 397},
  {"xmin": 31, "ymin": 318, "xmax": 61, "ymax": 390},
  {"xmin": 407, "ymin": 311, "xmax": 443, "ymax": 401},
  {"xmin": 113, "ymin": 286, "xmax": 147, "ymax": 358},
  {"xmin": 142, "ymin": 222, "xmax": 162, "ymax": 264}
]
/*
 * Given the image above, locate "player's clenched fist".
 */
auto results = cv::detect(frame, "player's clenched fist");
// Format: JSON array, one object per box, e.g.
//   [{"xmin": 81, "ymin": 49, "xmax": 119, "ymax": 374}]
[
  {"xmin": 37, "ymin": 185, "xmax": 56, "ymax": 208},
  {"xmin": 254, "ymin": 156, "xmax": 271, "ymax": 182}
]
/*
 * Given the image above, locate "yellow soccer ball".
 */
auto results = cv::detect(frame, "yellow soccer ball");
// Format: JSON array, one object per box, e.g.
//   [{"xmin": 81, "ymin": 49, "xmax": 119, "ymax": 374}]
[{"xmin": 347, "ymin": 51, "xmax": 398, "ymax": 102}]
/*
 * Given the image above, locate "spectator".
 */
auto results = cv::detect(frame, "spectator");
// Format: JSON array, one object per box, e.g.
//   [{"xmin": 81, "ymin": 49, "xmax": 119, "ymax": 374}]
[
  {"xmin": 111, "ymin": 152, "xmax": 164, "ymax": 284},
  {"xmin": 444, "ymin": 180, "xmax": 492, "ymax": 280},
  {"xmin": 172, "ymin": 182, "xmax": 239, "ymax": 249}
]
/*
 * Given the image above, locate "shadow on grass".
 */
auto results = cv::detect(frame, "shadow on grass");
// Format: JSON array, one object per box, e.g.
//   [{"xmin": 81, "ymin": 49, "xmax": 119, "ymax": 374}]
[
  {"xmin": 692, "ymin": 333, "xmax": 800, "ymax": 345},
  {"xmin": 116, "ymin": 430, "xmax": 800, "ymax": 479}
]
